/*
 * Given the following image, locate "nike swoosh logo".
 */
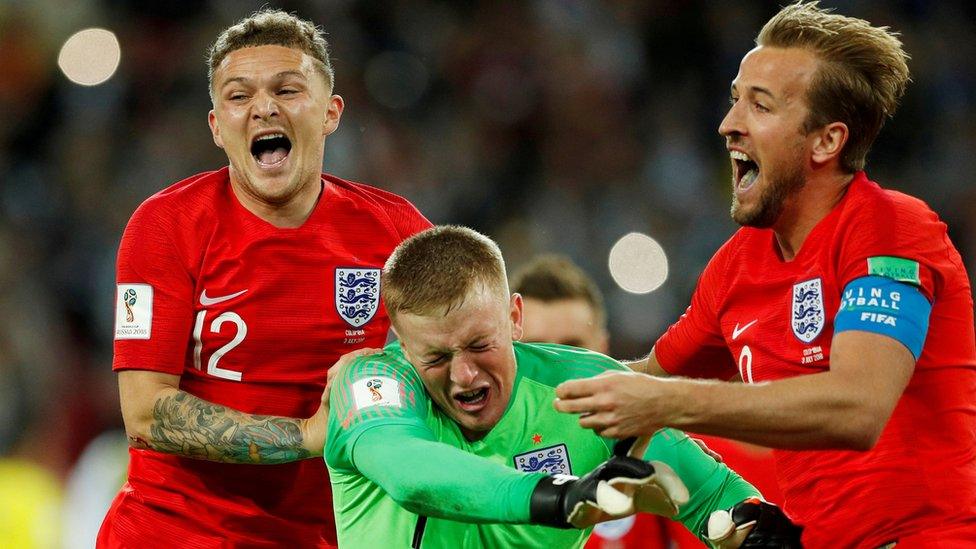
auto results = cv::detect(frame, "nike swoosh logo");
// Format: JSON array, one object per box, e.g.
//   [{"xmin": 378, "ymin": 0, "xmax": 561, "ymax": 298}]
[
  {"xmin": 732, "ymin": 319, "xmax": 758, "ymax": 340},
  {"xmin": 200, "ymin": 289, "xmax": 248, "ymax": 306}
]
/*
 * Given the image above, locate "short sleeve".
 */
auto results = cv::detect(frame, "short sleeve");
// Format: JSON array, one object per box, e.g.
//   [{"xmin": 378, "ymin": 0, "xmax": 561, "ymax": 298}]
[
  {"xmin": 834, "ymin": 191, "xmax": 940, "ymax": 301},
  {"xmin": 655, "ymin": 245, "xmax": 737, "ymax": 379},
  {"xmin": 113, "ymin": 199, "xmax": 194, "ymax": 375}
]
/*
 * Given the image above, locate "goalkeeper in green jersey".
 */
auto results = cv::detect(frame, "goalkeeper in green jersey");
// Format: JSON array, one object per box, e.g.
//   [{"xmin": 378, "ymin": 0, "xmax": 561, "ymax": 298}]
[{"xmin": 325, "ymin": 226, "xmax": 801, "ymax": 549}]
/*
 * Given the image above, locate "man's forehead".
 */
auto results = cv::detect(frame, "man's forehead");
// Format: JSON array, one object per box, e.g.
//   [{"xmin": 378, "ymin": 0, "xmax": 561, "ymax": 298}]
[
  {"xmin": 215, "ymin": 45, "xmax": 316, "ymax": 83},
  {"xmin": 734, "ymin": 46, "xmax": 818, "ymax": 98},
  {"xmin": 400, "ymin": 311, "xmax": 496, "ymax": 350}
]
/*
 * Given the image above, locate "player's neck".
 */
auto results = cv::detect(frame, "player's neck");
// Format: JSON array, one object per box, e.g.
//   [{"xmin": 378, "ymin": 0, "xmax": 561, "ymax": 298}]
[
  {"xmin": 460, "ymin": 426, "xmax": 489, "ymax": 442},
  {"xmin": 772, "ymin": 171, "xmax": 853, "ymax": 261},
  {"xmin": 230, "ymin": 176, "xmax": 323, "ymax": 229}
]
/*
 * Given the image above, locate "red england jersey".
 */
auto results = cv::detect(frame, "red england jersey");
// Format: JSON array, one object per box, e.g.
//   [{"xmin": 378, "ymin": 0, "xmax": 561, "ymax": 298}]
[
  {"xmin": 655, "ymin": 172, "xmax": 976, "ymax": 548},
  {"xmin": 102, "ymin": 168, "xmax": 431, "ymax": 547}
]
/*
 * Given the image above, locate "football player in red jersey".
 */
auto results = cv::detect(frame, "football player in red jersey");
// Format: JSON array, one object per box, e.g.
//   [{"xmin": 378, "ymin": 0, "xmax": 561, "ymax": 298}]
[
  {"xmin": 556, "ymin": 2, "xmax": 976, "ymax": 547},
  {"xmin": 99, "ymin": 9, "xmax": 430, "ymax": 548}
]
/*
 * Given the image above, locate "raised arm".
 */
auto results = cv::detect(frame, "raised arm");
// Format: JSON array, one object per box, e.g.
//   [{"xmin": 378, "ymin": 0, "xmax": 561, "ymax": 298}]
[
  {"xmin": 119, "ymin": 369, "xmax": 325, "ymax": 464},
  {"xmin": 556, "ymin": 331, "xmax": 914, "ymax": 449}
]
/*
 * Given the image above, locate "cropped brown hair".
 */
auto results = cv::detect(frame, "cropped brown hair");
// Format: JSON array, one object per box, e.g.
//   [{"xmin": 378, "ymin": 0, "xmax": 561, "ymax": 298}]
[
  {"xmin": 382, "ymin": 226, "xmax": 508, "ymax": 319},
  {"xmin": 207, "ymin": 9, "xmax": 335, "ymax": 96},
  {"xmin": 510, "ymin": 255, "xmax": 606, "ymax": 329},
  {"xmin": 757, "ymin": 1, "xmax": 910, "ymax": 172}
]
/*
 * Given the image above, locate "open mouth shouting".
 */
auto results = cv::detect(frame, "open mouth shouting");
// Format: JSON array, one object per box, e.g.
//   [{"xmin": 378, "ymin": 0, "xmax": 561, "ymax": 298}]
[
  {"xmin": 251, "ymin": 131, "xmax": 293, "ymax": 170},
  {"xmin": 731, "ymin": 150, "xmax": 759, "ymax": 193},
  {"xmin": 453, "ymin": 386, "xmax": 490, "ymax": 412}
]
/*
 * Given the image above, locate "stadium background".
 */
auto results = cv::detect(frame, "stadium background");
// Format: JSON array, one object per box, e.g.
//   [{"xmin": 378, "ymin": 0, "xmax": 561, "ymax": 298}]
[{"xmin": 0, "ymin": 0, "xmax": 974, "ymax": 546}]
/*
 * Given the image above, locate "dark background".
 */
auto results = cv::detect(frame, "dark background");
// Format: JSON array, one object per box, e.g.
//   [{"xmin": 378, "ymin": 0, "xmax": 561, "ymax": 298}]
[{"xmin": 0, "ymin": 1, "xmax": 973, "ymax": 543}]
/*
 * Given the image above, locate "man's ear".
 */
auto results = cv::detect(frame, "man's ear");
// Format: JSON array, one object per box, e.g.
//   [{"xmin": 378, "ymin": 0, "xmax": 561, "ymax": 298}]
[
  {"xmin": 208, "ymin": 110, "xmax": 224, "ymax": 149},
  {"xmin": 390, "ymin": 324, "xmax": 411, "ymax": 361},
  {"xmin": 510, "ymin": 293, "xmax": 524, "ymax": 341},
  {"xmin": 810, "ymin": 121, "xmax": 848, "ymax": 165},
  {"xmin": 323, "ymin": 94, "xmax": 345, "ymax": 137}
]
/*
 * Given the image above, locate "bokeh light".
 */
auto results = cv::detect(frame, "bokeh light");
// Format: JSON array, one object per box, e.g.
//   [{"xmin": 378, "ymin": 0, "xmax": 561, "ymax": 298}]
[
  {"xmin": 58, "ymin": 28, "xmax": 121, "ymax": 86},
  {"xmin": 608, "ymin": 232, "xmax": 669, "ymax": 294}
]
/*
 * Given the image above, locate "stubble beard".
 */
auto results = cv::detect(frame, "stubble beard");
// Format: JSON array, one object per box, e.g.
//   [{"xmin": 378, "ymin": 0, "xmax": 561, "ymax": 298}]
[
  {"xmin": 731, "ymin": 159, "xmax": 805, "ymax": 228},
  {"xmin": 235, "ymin": 160, "xmax": 315, "ymax": 207}
]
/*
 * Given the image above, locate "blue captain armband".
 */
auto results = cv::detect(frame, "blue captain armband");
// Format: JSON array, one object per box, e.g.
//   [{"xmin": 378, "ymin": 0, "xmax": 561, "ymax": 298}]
[{"xmin": 834, "ymin": 275, "xmax": 931, "ymax": 359}]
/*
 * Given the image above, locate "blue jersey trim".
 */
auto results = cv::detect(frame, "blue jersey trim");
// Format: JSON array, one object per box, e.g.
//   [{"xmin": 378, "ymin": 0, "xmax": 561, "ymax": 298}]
[{"xmin": 835, "ymin": 276, "xmax": 931, "ymax": 359}]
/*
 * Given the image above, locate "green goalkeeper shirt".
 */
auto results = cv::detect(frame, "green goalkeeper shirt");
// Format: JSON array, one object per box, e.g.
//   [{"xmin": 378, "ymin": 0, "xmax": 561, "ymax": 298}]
[{"xmin": 325, "ymin": 342, "xmax": 758, "ymax": 548}]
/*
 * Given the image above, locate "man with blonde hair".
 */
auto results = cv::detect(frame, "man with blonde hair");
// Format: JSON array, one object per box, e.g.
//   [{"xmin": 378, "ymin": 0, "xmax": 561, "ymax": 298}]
[
  {"xmin": 556, "ymin": 2, "xmax": 976, "ymax": 547},
  {"xmin": 100, "ymin": 9, "xmax": 430, "ymax": 547},
  {"xmin": 325, "ymin": 226, "xmax": 801, "ymax": 548}
]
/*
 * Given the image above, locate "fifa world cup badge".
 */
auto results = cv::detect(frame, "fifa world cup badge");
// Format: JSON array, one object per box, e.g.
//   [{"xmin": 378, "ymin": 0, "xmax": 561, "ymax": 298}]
[
  {"xmin": 115, "ymin": 283, "xmax": 152, "ymax": 340},
  {"xmin": 123, "ymin": 288, "xmax": 137, "ymax": 322}
]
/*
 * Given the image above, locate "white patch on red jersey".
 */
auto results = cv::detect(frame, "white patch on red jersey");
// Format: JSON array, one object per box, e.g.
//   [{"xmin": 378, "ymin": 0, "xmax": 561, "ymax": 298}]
[
  {"xmin": 792, "ymin": 278, "xmax": 825, "ymax": 343},
  {"xmin": 115, "ymin": 283, "xmax": 152, "ymax": 340},
  {"xmin": 335, "ymin": 268, "xmax": 380, "ymax": 328},
  {"xmin": 352, "ymin": 376, "xmax": 401, "ymax": 409}
]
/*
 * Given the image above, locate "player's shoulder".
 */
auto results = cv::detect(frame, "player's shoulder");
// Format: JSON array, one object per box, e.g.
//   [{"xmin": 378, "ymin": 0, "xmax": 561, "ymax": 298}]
[
  {"xmin": 701, "ymin": 225, "xmax": 763, "ymax": 281},
  {"xmin": 340, "ymin": 341, "xmax": 418, "ymax": 382},
  {"xmin": 840, "ymin": 173, "xmax": 941, "ymax": 231},
  {"xmin": 325, "ymin": 174, "xmax": 420, "ymax": 213},
  {"xmin": 128, "ymin": 168, "xmax": 228, "ymax": 226},
  {"xmin": 323, "ymin": 174, "xmax": 431, "ymax": 238},
  {"xmin": 830, "ymin": 173, "xmax": 952, "ymax": 269},
  {"xmin": 514, "ymin": 342, "xmax": 626, "ymax": 388}
]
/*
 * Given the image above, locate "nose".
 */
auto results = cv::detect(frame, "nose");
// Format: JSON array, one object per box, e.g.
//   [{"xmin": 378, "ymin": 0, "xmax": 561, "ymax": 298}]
[
  {"xmin": 252, "ymin": 91, "xmax": 279, "ymax": 121},
  {"xmin": 449, "ymin": 355, "xmax": 479, "ymax": 387},
  {"xmin": 718, "ymin": 101, "xmax": 743, "ymax": 139}
]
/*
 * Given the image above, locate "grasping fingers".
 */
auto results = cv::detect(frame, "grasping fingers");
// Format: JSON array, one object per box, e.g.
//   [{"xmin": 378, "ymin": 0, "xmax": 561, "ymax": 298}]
[
  {"xmin": 323, "ymin": 347, "xmax": 385, "ymax": 406},
  {"xmin": 553, "ymin": 373, "xmax": 615, "ymax": 413},
  {"xmin": 557, "ymin": 371, "xmax": 672, "ymax": 440}
]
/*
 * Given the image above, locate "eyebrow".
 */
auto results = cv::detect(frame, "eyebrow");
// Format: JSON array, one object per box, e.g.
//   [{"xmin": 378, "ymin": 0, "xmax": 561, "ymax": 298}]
[
  {"xmin": 731, "ymin": 83, "xmax": 776, "ymax": 100},
  {"xmin": 220, "ymin": 70, "xmax": 307, "ymax": 89}
]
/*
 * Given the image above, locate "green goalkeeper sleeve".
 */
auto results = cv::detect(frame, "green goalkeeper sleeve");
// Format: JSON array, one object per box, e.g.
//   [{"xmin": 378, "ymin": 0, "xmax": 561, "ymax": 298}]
[
  {"xmin": 352, "ymin": 422, "xmax": 540, "ymax": 523},
  {"xmin": 640, "ymin": 428, "xmax": 761, "ymax": 541}
]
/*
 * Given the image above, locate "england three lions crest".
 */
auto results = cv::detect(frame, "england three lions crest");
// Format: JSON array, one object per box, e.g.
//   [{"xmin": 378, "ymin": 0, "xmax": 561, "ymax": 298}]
[
  {"xmin": 335, "ymin": 268, "xmax": 380, "ymax": 328},
  {"xmin": 792, "ymin": 277, "xmax": 825, "ymax": 343},
  {"xmin": 514, "ymin": 444, "xmax": 571, "ymax": 476}
]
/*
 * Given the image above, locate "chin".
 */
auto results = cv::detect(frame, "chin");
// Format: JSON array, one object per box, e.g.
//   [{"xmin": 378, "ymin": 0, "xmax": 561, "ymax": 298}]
[{"xmin": 251, "ymin": 174, "xmax": 301, "ymax": 202}]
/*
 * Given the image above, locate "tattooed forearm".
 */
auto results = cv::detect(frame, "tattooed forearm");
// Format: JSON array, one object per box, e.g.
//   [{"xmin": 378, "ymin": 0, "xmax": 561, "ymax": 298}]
[{"xmin": 148, "ymin": 391, "xmax": 312, "ymax": 464}]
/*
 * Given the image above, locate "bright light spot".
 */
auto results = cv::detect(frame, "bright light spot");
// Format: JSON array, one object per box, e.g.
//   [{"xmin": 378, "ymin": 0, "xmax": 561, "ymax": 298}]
[
  {"xmin": 58, "ymin": 28, "xmax": 121, "ymax": 86},
  {"xmin": 608, "ymin": 232, "xmax": 669, "ymax": 294}
]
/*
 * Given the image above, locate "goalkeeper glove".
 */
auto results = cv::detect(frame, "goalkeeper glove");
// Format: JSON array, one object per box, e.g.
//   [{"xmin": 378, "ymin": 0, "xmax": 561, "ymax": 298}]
[
  {"xmin": 703, "ymin": 497, "xmax": 803, "ymax": 548},
  {"xmin": 529, "ymin": 438, "xmax": 689, "ymax": 528},
  {"xmin": 615, "ymin": 436, "xmax": 690, "ymax": 517}
]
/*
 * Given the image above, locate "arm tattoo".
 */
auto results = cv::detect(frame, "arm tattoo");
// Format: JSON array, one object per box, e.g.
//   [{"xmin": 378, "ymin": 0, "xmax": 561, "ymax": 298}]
[{"xmin": 149, "ymin": 391, "xmax": 311, "ymax": 464}]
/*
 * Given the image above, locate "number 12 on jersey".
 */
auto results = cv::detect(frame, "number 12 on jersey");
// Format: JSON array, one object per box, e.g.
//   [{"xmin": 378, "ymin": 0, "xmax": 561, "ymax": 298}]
[{"xmin": 193, "ymin": 310, "xmax": 247, "ymax": 381}]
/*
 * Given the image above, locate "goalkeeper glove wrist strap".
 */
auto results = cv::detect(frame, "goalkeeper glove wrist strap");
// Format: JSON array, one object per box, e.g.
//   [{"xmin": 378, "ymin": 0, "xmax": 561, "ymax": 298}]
[{"xmin": 529, "ymin": 476, "xmax": 572, "ymax": 529}]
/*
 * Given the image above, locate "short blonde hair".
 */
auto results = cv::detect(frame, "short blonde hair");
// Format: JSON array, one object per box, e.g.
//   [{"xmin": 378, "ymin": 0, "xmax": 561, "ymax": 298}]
[
  {"xmin": 757, "ymin": 1, "xmax": 910, "ymax": 172},
  {"xmin": 382, "ymin": 226, "xmax": 507, "ymax": 319},
  {"xmin": 207, "ymin": 9, "xmax": 335, "ymax": 96}
]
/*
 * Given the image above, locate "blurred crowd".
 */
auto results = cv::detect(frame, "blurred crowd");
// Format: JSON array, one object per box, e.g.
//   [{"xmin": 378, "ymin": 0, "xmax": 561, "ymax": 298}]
[{"xmin": 0, "ymin": 0, "xmax": 973, "ymax": 545}]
